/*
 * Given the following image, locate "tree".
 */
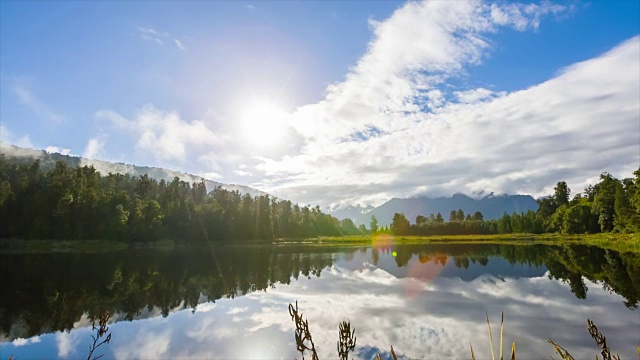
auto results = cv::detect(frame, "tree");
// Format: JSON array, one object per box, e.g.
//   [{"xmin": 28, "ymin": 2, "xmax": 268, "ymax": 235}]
[
  {"xmin": 415, "ymin": 215, "xmax": 427, "ymax": 226},
  {"xmin": 370, "ymin": 215, "xmax": 379, "ymax": 233},
  {"xmin": 472, "ymin": 211, "xmax": 484, "ymax": 221},
  {"xmin": 435, "ymin": 213, "xmax": 444, "ymax": 223},
  {"xmin": 613, "ymin": 179, "xmax": 632, "ymax": 232},
  {"xmin": 456, "ymin": 209, "xmax": 465, "ymax": 221},
  {"xmin": 593, "ymin": 173, "xmax": 619, "ymax": 232},
  {"xmin": 554, "ymin": 181, "xmax": 570, "ymax": 208},
  {"xmin": 562, "ymin": 203, "xmax": 598, "ymax": 234},
  {"xmin": 391, "ymin": 213, "xmax": 410, "ymax": 235},
  {"xmin": 449, "ymin": 210, "xmax": 457, "ymax": 222}
]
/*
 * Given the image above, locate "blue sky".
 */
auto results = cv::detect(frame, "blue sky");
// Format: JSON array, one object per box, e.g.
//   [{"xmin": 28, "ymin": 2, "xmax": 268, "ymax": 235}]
[{"xmin": 1, "ymin": 1, "xmax": 639, "ymax": 209}]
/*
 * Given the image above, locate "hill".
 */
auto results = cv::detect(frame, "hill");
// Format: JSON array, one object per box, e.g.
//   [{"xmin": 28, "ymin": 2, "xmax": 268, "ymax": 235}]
[{"xmin": 0, "ymin": 143, "xmax": 265, "ymax": 196}]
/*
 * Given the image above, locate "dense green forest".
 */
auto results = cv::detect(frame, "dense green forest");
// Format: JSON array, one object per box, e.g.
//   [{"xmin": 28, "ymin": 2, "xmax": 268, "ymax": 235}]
[
  {"xmin": 1, "ymin": 155, "xmax": 637, "ymax": 242},
  {"xmin": 0, "ymin": 156, "xmax": 365, "ymax": 242},
  {"xmin": 385, "ymin": 170, "xmax": 640, "ymax": 236},
  {"xmin": 2, "ymin": 243, "xmax": 637, "ymax": 340}
]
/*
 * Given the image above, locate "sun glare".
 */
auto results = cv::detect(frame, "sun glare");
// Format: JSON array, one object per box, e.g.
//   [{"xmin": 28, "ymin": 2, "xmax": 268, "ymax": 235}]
[{"xmin": 238, "ymin": 100, "xmax": 290, "ymax": 149}]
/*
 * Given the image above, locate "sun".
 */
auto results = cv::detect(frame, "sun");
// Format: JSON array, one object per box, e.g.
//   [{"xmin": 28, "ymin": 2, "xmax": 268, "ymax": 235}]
[{"xmin": 238, "ymin": 100, "xmax": 290, "ymax": 149}]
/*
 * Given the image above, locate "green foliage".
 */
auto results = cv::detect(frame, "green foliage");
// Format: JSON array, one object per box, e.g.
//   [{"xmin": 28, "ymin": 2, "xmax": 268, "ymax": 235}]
[
  {"xmin": 370, "ymin": 215, "xmax": 379, "ymax": 233},
  {"xmin": 391, "ymin": 213, "xmax": 411, "ymax": 235},
  {"xmin": 562, "ymin": 204, "xmax": 598, "ymax": 234},
  {"xmin": 0, "ymin": 157, "xmax": 359, "ymax": 243}
]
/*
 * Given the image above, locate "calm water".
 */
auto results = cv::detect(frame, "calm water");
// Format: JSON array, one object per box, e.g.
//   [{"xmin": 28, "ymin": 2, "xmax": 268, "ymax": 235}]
[{"xmin": 1, "ymin": 243, "xmax": 638, "ymax": 359}]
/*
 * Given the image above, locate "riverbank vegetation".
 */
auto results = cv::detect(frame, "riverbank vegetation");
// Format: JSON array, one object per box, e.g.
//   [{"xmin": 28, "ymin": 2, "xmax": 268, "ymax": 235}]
[
  {"xmin": 0, "ymin": 156, "xmax": 637, "ymax": 246},
  {"xmin": 380, "ymin": 170, "xmax": 639, "ymax": 238},
  {"xmin": 315, "ymin": 233, "xmax": 640, "ymax": 253}
]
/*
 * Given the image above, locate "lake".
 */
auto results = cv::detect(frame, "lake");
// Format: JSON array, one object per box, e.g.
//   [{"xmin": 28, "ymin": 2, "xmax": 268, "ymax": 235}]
[{"xmin": 1, "ymin": 242, "xmax": 638, "ymax": 359}]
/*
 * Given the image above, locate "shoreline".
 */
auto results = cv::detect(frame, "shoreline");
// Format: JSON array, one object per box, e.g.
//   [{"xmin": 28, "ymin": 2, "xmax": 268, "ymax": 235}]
[{"xmin": 1, "ymin": 233, "xmax": 638, "ymax": 254}]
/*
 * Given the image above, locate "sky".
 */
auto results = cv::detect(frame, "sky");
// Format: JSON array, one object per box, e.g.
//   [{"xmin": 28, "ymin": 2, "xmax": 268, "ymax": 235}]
[{"xmin": 1, "ymin": 0, "xmax": 639, "ymax": 210}]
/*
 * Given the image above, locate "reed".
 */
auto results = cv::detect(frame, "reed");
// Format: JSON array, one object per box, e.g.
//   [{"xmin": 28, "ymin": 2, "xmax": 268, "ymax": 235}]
[{"xmin": 287, "ymin": 303, "xmax": 627, "ymax": 360}]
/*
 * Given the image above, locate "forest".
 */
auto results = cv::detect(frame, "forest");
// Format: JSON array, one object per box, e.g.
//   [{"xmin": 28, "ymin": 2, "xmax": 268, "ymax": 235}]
[
  {"xmin": 383, "ymin": 170, "xmax": 640, "ymax": 236},
  {"xmin": 0, "ymin": 156, "xmax": 365, "ymax": 243},
  {"xmin": 0, "ymin": 155, "xmax": 638, "ymax": 242}
]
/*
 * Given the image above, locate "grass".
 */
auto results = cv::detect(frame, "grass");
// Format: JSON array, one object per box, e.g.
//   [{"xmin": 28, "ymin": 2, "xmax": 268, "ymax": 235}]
[
  {"xmin": 0, "ymin": 239, "xmax": 129, "ymax": 253},
  {"xmin": 311, "ymin": 233, "xmax": 640, "ymax": 253},
  {"xmin": 0, "ymin": 238, "xmax": 177, "ymax": 253}
]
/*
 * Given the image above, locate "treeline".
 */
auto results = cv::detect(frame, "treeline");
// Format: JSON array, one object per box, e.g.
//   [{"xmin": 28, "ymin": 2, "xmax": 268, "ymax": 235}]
[
  {"xmin": 385, "ymin": 170, "xmax": 640, "ymax": 236},
  {"xmin": 0, "ymin": 157, "xmax": 366, "ymax": 242}
]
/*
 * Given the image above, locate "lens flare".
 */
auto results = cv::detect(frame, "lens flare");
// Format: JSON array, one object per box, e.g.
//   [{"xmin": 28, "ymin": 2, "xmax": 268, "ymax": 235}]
[{"xmin": 404, "ymin": 252, "xmax": 448, "ymax": 299}]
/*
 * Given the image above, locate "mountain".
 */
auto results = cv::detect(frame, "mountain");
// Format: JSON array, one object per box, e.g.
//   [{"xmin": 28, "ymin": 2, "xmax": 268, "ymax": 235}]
[
  {"xmin": 330, "ymin": 204, "xmax": 375, "ymax": 221},
  {"xmin": 350, "ymin": 193, "xmax": 538, "ymax": 225},
  {"xmin": 0, "ymin": 143, "xmax": 265, "ymax": 196}
]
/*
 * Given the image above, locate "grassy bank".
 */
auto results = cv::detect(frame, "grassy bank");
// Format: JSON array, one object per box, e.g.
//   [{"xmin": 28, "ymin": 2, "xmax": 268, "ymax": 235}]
[
  {"xmin": 0, "ymin": 239, "xmax": 130, "ymax": 253},
  {"xmin": 0, "ymin": 238, "xmax": 175, "ymax": 253},
  {"xmin": 312, "ymin": 233, "xmax": 640, "ymax": 253}
]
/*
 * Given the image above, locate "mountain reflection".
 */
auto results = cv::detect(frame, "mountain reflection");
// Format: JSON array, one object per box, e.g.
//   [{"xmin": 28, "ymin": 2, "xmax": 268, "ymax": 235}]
[{"xmin": 1, "ymin": 243, "xmax": 638, "ymax": 359}]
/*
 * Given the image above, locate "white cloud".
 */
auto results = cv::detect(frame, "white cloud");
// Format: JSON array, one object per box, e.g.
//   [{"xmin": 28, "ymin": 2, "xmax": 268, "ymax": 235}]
[
  {"xmin": 0, "ymin": 125, "xmax": 34, "ymax": 148},
  {"xmin": 82, "ymin": 137, "xmax": 105, "ymax": 160},
  {"xmin": 113, "ymin": 330, "xmax": 171, "ymax": 360},
  {"xmin": 245, "ymin": 2, "xmax": 638, "ymax": 208},
  {"xmin": 174, "ymin": 39, "xmax": 186, "ymax": 50},
  {"xmin": 45, "ymin": 145, "xmax": 71, "ymax": 155},
  {"xmin": 55, "ymin": 331, "xmax": 80, "ymax": 358},
  {"xmin": 11, "ymin": 338, "xmax": 28, "ymax": 346},
  {"xmin": 453, "ymin": 87, "xmax": 503, "ymax": 103},
  {"xmin": 244, "ymin": 4, "xmax": 256, "ymax": 10},
  {"xmin": 201, "ymin": 171, "xmax": 223, "ymax": 179},
  {"xmin": 12, "ymin": 83, "xmax": 65, "ymax": 123},
  {"xmin": 233, "ymin": 169, "xmax": 252, "ymax": 177},
  {"xmin": 96, "ymin": 105, "xmax": 221, "ymax": 163}
]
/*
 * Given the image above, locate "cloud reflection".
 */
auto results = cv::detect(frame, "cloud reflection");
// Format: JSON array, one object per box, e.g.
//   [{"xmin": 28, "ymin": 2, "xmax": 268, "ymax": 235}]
[{"xmin": 3, "ymin": 250, "xmax": 637, "ymax": 359}]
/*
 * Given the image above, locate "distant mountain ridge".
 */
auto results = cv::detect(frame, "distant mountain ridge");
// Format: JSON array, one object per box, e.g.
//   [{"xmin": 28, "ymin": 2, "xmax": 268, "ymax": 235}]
[
  {"xmin": 338, "ymin": 193, "xmax": 538, "ymax": 225},
  {"xmin": 0, "ymin": 143, "xmax": 265, "ymax": 196},
  {"xmin": 329, "ymin": 204, "xmax": 375, "ymax": 222}
]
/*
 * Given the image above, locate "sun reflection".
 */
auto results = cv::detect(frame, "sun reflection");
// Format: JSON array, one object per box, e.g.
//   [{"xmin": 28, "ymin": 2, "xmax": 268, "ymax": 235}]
[
  {"xmin": 372, "ymin": 233, "xmax": 395, "ymax": 250},
  {"xmin": 405, "ymin": 253, "xmax": 447, "ymax": 299}
]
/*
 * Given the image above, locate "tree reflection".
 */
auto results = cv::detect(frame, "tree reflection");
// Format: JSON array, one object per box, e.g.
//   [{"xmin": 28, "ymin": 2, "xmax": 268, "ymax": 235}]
[{"xmin": 0, "ymin": 243, "xmax": 637, "ymax": 341}]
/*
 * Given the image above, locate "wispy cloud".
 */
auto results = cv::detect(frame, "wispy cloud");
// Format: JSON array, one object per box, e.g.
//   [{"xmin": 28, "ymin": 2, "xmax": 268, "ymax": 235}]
[
  {"xmin": 244, "ymin": 4, "xmax": 256, "ymax": 10},
  {"xmin": 12, "ymin": 83, "xmax": 65, "ymax": 123},
  {"xmin": 0, "ymin": 125, "xmax": 34, "ymax": 148},
  {"xmin": 138, "ymin": 27, "xmax": 165, "ymax": 45},
  {"xmin": 174, "ymin": 39, "xmax": 186, "ymax": 50},
  {"xmin": 138, "ymin": 27, "xmax": 187, "ymax": 50}
]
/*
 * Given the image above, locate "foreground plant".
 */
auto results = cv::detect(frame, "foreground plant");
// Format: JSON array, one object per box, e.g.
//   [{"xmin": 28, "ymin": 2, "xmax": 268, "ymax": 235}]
[
  {"xmin": 549, "ymin": 319, "xmax": 622, "ymax": 360},
  {"xmin": 288, "ymin": 303, "xmax": 629, "ymax": 360},
  {"xmin": 86, "ymin": 311, "xmax": 112, "ymax": 360},
  {"xmin": 470, "ymin": 312, "xmax": 515, "ymax": 360}
]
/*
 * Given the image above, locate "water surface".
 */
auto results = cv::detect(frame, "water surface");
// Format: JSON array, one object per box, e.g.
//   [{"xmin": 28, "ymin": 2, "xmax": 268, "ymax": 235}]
[{"xmin": 1, "ymin": 243, "xmax": 638, "ymax": 359}]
